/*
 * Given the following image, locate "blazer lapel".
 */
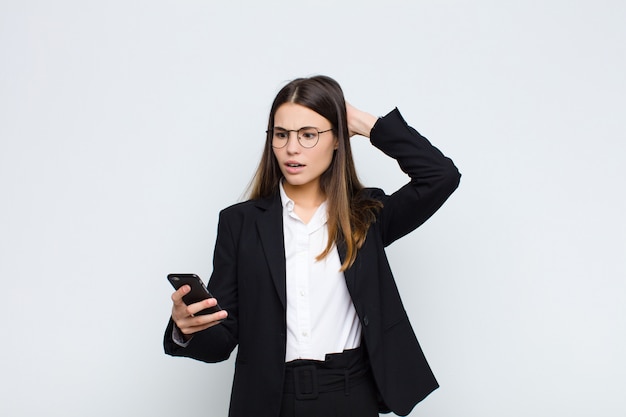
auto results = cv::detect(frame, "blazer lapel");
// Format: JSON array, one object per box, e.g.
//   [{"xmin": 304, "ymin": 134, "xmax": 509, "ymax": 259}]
[{"xmin": 256, "ymin": 194, "xmax": 287, "ymax": 310}]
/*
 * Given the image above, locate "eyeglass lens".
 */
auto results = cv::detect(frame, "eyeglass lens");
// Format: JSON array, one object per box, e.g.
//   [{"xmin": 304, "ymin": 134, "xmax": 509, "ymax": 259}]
[{"xmin": 271, "ymin": 127, "xmax": 320, "ymax": 148}]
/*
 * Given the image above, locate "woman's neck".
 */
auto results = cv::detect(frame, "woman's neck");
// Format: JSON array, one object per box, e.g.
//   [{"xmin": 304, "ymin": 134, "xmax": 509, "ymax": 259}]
[{"xmin": 282, "ymin": 181, "xmax": 326, "ymax": 223}]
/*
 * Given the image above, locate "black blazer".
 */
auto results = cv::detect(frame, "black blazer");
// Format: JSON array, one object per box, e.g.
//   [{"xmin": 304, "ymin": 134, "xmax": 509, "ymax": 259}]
[{"xmin": 164, "ymin": 108, "xmax": 460, "ymax": 417}]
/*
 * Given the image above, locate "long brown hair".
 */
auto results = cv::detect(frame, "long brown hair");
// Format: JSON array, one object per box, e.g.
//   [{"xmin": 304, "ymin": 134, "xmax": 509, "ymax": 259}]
[{"xmin": 248, "ymin": 75, "xmax": 381, "ymax": 271}]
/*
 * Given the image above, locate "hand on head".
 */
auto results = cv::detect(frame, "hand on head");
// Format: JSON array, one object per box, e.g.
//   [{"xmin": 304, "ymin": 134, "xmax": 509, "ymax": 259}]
[{"xmin": 346, "ymin": 102, "xmax": 377, "ymax": 138}]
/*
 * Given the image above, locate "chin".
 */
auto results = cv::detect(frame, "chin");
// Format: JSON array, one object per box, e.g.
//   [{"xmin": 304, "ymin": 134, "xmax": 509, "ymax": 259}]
[{"xmin": 283, "ymin": 177, "xmax": 313, "ymax": 188}]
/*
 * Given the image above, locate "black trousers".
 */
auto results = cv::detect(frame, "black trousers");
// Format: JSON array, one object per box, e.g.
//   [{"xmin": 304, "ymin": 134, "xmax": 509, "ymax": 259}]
[{"xmin": 279, "ymin": 347, "xmax": 380, "ymax": 417}]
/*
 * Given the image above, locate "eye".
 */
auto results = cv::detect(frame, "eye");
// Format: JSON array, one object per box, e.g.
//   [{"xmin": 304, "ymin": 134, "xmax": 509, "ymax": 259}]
[
  {"xmin": 299, "ymin": 128, "xmax": 317, "ymax": 140},
  {"xmin": 274, "ymin": 130, "xmax": 288, "ymax": 139}
]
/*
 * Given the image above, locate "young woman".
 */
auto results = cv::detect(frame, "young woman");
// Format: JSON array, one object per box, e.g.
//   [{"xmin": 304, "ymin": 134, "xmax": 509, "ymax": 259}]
[{"xmin": 164, "ymin": 75, "xmax": 460, "ymax": 417}]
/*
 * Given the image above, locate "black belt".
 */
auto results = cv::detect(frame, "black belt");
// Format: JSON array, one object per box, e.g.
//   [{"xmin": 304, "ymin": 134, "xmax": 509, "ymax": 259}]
[{"xmin": 283, "ymin": 347, "xmax": 371, "ymax": 400}]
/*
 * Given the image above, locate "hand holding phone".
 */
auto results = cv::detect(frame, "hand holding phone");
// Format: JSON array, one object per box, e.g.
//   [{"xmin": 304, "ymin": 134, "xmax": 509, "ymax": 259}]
[{"xmin": 169, "ymin": 273, "xmax": 227, "ymax": 340}]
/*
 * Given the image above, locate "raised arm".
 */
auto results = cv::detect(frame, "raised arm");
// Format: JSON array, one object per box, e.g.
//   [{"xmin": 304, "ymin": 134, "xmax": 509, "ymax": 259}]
[{"xmin": 351, "ymin": 105, "xmax": 460, "ymax": 246}]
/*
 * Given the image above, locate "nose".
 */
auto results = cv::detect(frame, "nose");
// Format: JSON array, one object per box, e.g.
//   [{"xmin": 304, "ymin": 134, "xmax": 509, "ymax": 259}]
[{"xmin": 285, "ymin": 131, "xmax": 301, "ymax": 154}]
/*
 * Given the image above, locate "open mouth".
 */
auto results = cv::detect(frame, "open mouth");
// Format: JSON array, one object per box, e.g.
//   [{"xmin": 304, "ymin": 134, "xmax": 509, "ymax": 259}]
[{"xmin": 286, "ymin": 163, "xmax": 304, "ymax": 167}]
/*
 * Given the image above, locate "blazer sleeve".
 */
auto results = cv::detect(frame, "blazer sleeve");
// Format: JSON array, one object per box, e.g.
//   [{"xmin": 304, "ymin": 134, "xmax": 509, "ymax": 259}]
[
  {"xmin": 163, "ymin": 209, "xmax": 239, "ymax": 363},
  {"xmin": 368, "ymin": 108, "xmax": 460, "ymax": 246}
]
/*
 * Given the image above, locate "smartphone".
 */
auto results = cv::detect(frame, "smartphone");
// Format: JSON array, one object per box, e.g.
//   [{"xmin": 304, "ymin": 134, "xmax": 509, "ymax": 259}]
[{"xmin": 167, "ymin": 273, "xmax": 222, "ymax": 315}]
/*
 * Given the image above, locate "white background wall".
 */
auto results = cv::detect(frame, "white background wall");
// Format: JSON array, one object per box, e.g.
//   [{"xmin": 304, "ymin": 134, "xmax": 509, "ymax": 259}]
[{"xmin": 1, "ymin": 1, "xmax": 625, "ymax": 416}]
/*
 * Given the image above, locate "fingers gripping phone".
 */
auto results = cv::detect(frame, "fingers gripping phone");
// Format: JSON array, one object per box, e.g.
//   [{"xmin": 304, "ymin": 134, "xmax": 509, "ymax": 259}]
[{"xmin": 167, "ymin": 273, "xmax": 222, "ymax": 315}]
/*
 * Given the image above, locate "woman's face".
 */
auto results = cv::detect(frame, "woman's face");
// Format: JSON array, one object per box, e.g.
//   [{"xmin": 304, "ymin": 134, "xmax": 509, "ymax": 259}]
[{"xmin": 272, "ymin": 103, "xmax": 337, "ymax": 194}]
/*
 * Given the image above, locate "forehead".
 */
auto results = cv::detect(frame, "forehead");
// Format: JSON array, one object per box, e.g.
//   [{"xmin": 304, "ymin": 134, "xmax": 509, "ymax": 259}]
[{"xmin": 274, "ymin": 103, "xmax": 331, "ymax": 129}]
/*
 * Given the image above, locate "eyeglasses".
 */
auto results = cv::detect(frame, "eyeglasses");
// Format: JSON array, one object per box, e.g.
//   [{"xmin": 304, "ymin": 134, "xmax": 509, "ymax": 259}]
[{"xmin": 268, "ymin": 127, "xmax": 333, "ymax": 149}]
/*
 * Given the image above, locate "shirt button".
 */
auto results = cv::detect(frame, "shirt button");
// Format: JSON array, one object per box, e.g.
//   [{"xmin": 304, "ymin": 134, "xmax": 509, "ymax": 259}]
[
  {"xmin": 300, "ymin": 290, "xmax": 305, "ymax": 296},
  {"xmin": 363, "ymin": 316, "xmax": 369, "ymax": 326},
  {"xmin": 302, "ymin": 332, "xmax": 308, "ymax": 337}
]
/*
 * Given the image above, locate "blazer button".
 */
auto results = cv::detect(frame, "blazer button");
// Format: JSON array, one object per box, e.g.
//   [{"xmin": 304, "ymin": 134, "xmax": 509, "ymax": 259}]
[{"xmin": 363, "ymin": 316, "xmax": 369, "ymax": 326}]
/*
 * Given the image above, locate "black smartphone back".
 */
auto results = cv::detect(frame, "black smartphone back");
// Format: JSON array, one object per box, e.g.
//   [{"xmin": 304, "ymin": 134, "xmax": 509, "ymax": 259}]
[{"xmin": 167, "ymin": 273, "xmax": 222, "ymax": 315}]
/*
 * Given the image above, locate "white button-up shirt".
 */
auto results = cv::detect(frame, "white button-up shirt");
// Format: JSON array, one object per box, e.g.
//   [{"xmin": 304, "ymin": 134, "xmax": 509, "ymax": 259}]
[{"xmin": 280, "ymin": 182, "xmax": 362, "ymax": 362}]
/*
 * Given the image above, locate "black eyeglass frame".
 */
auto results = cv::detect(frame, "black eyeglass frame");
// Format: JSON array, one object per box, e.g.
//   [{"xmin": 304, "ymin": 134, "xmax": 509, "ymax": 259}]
[{"xmin": 267, "ymin": 127, "xmax": 334, "ymax": 149}]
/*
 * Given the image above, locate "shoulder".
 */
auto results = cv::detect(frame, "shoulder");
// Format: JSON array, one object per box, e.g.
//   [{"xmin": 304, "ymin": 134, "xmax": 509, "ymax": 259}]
[
  {"xmin": 218, "ymin": 194, "xmax": 278, "ymax": 220},
  {"xmin": 220, "ymin": 199, "xmax": 258, "ymax": 214}
]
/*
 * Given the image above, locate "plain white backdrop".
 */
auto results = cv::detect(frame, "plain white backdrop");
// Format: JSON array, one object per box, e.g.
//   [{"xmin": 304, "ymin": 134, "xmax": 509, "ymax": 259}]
[{"xmin": 1, "ymin": 1, "xmax": 625, "ymax": 416}]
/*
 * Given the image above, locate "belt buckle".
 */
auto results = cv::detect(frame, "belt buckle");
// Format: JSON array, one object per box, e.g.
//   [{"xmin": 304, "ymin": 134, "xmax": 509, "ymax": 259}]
[{"xmin": 293, "ymin": 365, "xmax": 318, "ymax": 400}]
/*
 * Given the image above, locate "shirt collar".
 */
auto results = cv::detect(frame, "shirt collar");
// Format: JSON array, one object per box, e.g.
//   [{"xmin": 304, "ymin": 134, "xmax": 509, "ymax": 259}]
[{"xmin": 279, "ymin": 180, "xmax": 295, "ymax": 212}]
